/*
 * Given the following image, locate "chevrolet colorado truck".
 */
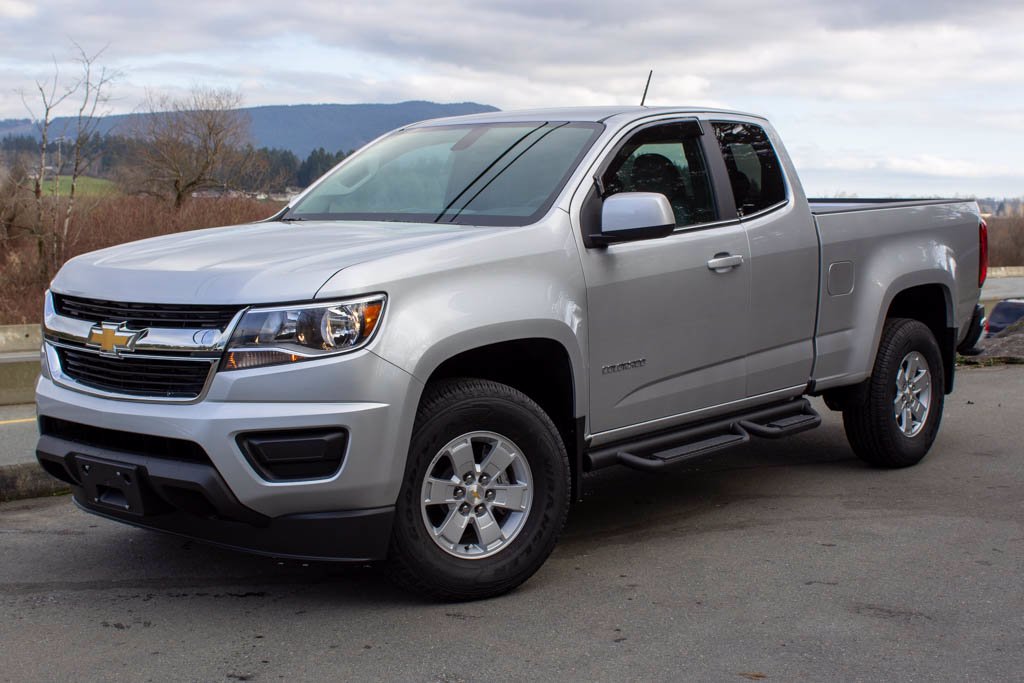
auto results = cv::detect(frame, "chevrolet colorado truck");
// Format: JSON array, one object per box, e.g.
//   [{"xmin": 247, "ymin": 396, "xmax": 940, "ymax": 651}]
[{"xmin": 36, "ymin": 107, "xmax": 987, "ymax": 600}]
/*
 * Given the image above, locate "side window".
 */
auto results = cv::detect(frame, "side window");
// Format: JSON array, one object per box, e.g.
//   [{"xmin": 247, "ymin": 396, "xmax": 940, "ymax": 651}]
[
  {"xmin": 712, "ymin": 122, "xmax": 787, "ymax": 216},
  {"xmin": 601, "ymin": 121, "xmax": 717, "ymax": 227}
]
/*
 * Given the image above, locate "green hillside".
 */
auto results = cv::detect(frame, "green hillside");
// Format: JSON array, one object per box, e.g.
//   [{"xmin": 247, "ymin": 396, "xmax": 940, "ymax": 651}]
[{"xmin": 40, "ymin": 175, "xmax": 118, "ymax": 196}]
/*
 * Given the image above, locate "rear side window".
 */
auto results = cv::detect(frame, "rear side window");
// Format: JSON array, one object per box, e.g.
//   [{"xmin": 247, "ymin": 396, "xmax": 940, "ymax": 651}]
[{"xmin": 712, "ymin": 122, "xmax": 787, "ymax": 216}]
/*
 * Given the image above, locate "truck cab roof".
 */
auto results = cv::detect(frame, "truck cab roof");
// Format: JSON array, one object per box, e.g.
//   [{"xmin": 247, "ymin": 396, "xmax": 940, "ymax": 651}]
[{"xmin": 404, "ymin": 105, "xmax": 768, "ymax": 127}]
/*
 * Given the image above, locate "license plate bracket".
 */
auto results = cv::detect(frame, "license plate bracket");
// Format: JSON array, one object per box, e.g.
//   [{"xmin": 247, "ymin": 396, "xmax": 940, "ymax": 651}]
[{"xmin": 75, "ymin": 455, "xmax": 147, "ymax": 516}]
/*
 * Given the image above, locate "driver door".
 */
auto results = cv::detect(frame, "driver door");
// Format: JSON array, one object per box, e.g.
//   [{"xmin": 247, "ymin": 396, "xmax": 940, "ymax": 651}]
[{"xmin": 576, "ymin": 119, "xmax": 751, "ymax": 435}]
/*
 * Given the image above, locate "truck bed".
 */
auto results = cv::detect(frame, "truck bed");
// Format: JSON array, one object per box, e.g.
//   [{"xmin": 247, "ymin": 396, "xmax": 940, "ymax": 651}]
[
  {"xmin": 808, "ymin": 198, "xmax": 966, "ymax": 215},
  {"xmin": 809, "ymin": 197, "xmax": 982, "ymax": 392}
]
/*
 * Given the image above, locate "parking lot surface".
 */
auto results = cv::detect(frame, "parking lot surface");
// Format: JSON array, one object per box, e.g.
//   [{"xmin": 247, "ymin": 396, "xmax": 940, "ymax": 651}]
[{"xmin": 1, "ymin": 365, "xmax": 1021, "ymax": 682}]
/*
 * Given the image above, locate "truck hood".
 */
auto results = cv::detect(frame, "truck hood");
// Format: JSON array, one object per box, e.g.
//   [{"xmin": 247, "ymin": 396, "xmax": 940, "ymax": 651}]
[{"xmin": 51, "ymin": 220, "xmax": 489, "ymax": 304}]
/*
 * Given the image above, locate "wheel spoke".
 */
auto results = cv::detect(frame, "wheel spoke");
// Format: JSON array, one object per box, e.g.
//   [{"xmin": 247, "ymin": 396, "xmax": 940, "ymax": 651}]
[
  {"xmin": 424, "ymin": 477, "xmax": 460, "ymax": 506},
  {"xmin": 489, "ymin": 483, "xmax": 529, "ymax": 512},
  {"xmin": 913, "ymin": 376, "xmax": 930, "ymax": 397},
  {"xmin": 911, "ymin": 399, "xmax": 926, "ymax": 420},
  {"xmin": 473, "ymin": 509, "xmax": 503, "ymax": 548},
  {"xmin": 481, "ymin": 439, "xmax": 517, "ymax": 480},
  {"xmin": 902, "ymin": 405, "xmax": 913, "ymax": 434},
  {"xmin": 905, "ymin": 354, "xmax": 919, "ymax": 379},
  {"xmin": 446, "ymin": 438, "xmax": 477, "ymax": 479},
  {"xmin": 434, "ymin": 508, "xmax": 470, "ymax": 547}
]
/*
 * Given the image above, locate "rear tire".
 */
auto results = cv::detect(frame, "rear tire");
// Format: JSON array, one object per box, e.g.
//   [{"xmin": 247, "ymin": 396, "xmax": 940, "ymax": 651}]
[
  {"xmin": 842, "ymin": 318, "xmax": 945, "ymax": 468},
  {"xmin": 386, "ymin": 378, "xmax": 570, "ymax": 601}
]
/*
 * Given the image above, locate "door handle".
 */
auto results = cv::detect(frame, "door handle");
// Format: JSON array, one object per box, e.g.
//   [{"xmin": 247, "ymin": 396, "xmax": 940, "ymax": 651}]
[{"xmin": 707, "ymin": 253, "xmax": 744, "ymax": 272}]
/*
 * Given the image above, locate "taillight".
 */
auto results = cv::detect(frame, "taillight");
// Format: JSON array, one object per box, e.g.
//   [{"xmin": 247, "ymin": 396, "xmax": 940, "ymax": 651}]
[{"xmin": 979, "ymin": 219, "xmax": 988, "ymax": 288}]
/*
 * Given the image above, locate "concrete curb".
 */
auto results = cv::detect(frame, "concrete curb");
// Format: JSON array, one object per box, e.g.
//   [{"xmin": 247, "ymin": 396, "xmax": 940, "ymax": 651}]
[{"xmin": 0, "ymin": 461, "xmax": 69, "ymax": 503}]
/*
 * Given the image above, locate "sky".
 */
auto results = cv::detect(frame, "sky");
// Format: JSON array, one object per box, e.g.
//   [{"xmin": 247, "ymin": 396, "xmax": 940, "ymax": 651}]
[{"xmin": 1, "ymin": 0, "xmax": 1023, "ymax": 198}]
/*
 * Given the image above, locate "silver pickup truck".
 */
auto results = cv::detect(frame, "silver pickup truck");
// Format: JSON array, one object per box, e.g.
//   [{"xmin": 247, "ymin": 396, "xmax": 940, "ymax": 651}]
[{"xmin": 36, "ymin": 107, "xmax": 987, "ymax": 600}]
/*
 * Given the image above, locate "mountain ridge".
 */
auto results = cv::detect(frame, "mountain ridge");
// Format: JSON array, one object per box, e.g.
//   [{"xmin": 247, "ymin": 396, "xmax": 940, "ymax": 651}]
[{"xmin": 0, "ymin": 100, "xmax": 500, "ymax": 158}]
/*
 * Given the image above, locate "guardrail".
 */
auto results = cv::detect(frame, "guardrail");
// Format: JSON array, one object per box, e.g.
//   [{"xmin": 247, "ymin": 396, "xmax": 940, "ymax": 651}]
[{"xmin": 0, "ymin": 325, "xmax": 41, "ymax": 405}]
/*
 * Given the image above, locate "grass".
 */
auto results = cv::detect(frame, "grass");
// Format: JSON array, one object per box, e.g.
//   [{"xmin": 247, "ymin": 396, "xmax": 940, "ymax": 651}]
[{"xmin": 39, "ymin": 175, "xmax": 118, "ymax": 197}]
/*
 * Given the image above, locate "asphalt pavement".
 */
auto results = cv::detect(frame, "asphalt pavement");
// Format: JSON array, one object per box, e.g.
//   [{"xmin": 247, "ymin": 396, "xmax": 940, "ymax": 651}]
[
  {"xmin": 0, "ymin": 403, "xmax": 36, "ymax": 466},
  {"xmin": 1, "ymin": 365, "xmax": 1021, "ymax": 682},
  {"xmin": 0, "ymin": 403, "xmax": 66, "ymax": 502}
]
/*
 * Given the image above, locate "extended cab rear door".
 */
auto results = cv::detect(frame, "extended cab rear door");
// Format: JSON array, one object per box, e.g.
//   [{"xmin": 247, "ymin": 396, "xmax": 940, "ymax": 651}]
[
  {"xmin": 574, "ymin": 118, "xmax": 752, "ymax": 435},
  {"xmin": 708, "ymin": 120, "xmax": 819, "ymax": 396}
]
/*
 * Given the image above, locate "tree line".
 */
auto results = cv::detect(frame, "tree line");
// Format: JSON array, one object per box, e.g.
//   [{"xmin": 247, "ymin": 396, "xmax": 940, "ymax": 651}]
[
  {"xmin": 0, "ymin": 44, "xmax": 362, "ymax": 284},
  {"xmin": 0, "ymin": 131, "xmax": 349, "ymax": 196}
]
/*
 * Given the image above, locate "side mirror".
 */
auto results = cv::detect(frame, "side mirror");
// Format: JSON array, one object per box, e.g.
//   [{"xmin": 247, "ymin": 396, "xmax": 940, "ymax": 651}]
[{"xmin": 591, "ymin": 192, "xmax": 676, "ymax": 246}]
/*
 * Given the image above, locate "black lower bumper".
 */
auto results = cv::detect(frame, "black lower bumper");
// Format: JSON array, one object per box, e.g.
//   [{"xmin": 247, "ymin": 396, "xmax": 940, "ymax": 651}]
[
  {"xmin": 36, "ymin": 433, "xmax": 393, "ymax": 562},
  {"xmin": 957, "ymin": 303, "xmax": 986, "ymax": 355}
]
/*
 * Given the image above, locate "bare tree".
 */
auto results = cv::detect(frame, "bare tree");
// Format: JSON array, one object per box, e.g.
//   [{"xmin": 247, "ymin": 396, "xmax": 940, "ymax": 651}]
[
  {"xmin": 131, "ymin": 87, "xmax": 254, "ymax": 208},
  {"xmin": 7, "ymin": 44, "xmax": 116, "ymax": 279},
  {"xmin": 59, "ymin": 47, "xmax": 116, "ymax": 267}
]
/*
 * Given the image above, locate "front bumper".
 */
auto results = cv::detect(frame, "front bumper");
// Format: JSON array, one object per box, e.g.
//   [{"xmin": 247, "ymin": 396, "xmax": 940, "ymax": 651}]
[
  {"xmin": 37, "ymin": 346, "xmax": 421, "ymax": 515},
  {"xmin": 37, "ymin": 433, "xmax": 393, "ymax": 561},
  {"xmin": 35, "ymin": 345, "xmax": 422, "ymax": 560}
]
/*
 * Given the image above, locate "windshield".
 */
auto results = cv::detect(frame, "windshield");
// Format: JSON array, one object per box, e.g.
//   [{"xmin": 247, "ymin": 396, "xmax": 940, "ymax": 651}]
[{"xmin": 284, "ymin": 121, "xmax": 603, "ymax": 226}]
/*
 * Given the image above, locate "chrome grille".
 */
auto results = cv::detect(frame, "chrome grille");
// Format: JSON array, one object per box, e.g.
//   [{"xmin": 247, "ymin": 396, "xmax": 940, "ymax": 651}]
[
  {"xmin": 56, "ymin": 347, "xmax": 214, "ymax": 399},
  {"xmin": 53, "ymin": 294, "xmax": 241, "ymax": 330}
]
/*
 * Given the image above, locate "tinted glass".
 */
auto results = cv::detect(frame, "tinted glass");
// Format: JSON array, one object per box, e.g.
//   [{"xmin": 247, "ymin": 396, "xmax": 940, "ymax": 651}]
[
  {"xmin": 600, "ymin": 122, "xmax": 717, "ymax": 227},
  {"xmin": 286, "ymin": 122, "xmax": 603, "ymax": 226},
  {"xmin": 712, "ymin": 122, "xmax": 787, "ymax": 216}
]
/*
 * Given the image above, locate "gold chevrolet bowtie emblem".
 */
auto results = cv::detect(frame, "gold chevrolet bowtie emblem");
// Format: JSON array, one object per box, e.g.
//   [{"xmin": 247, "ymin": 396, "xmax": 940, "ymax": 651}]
[{"xmin": 87, "ymin": 322, "xmax": 145, "ymax": 356}]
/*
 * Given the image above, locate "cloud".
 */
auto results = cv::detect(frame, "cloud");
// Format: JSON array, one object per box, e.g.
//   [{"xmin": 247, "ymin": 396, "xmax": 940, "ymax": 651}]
[
  {"xmin": 0, "ymin": 0, "xmax": 36, "ymax": 19},
  {"xmin": 1, "ymin": 0, "xmax": 1022, "ymax": 196},
  {"xmin": 818, "ymin": 154, "xmax": 1015, "ymax": 179}
]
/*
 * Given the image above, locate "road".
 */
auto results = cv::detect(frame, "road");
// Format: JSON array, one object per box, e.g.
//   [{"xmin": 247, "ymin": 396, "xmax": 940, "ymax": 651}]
[
  {"xmin": 1, "ymin": 365, "xmax": 1022, "ymax": 682},
  {"xmin": 0, "ymin": 403, "xmax": 36, "ymax": 469},
  {"xmin": 982, "ymin": 275, "xmax": 1024, "ymax": 303}
]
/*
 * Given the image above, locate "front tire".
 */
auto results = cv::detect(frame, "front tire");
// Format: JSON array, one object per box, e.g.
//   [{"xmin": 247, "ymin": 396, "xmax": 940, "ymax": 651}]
[
  {"xmin": 842, "ymin": 318, "xmax": 945, "ymax": 468},
  {"xmin": 387, "ymin": 378, "xmax": 571, "ymax": 600}
]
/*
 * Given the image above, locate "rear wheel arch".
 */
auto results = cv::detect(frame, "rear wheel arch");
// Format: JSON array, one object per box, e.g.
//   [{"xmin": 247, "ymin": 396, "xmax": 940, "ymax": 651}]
[
  {"xmin": 841, "ymin": 317, "xmax": 945, "ymax": 467},
  {"xmin": 880, "ymin": 283, "xmax": 956, "ymax": 393},
  {"xmin": 824, "ymin": 281, "xmax": 955, "ymax": 411}
]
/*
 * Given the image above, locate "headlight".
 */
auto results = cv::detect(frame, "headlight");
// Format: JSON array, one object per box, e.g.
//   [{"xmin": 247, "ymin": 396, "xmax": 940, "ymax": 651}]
[{"xmin": 223, "ymin": 295, "xmax": 386, "ymax": 371}]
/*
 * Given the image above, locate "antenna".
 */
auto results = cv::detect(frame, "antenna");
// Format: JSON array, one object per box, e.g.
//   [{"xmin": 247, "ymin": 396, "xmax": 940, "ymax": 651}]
[{"xmin": 640, "ymin": 70, "xmax": 653, "ymax": 106}]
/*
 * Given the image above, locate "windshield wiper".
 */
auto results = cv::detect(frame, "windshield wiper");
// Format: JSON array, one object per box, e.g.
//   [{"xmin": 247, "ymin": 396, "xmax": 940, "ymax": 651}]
[{"xmin": 279, "ymin": 215, "xmax": 306, "ymax": 223}]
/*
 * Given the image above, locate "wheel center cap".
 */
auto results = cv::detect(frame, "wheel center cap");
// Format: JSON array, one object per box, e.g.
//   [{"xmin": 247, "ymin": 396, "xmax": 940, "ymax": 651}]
[{"xmin": 468, "ymin": 484, "xmax": 483, "ymax": 502}]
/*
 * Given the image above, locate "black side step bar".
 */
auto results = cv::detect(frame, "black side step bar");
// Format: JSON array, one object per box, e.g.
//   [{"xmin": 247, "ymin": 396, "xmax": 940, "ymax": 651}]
[{"xmin": 586, "ymin": 399, "xmax": 821, "ymax": 473}]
